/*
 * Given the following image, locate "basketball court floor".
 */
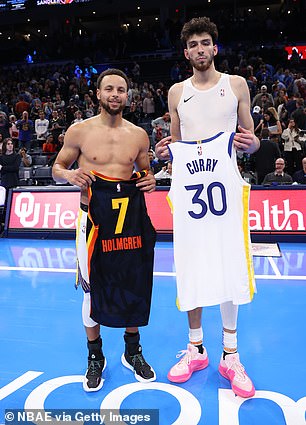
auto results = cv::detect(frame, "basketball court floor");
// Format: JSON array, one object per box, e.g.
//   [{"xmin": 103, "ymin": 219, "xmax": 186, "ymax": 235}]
[{"xmin": 0, "ymin": 238, "xmax": 305, "ymax": 425}]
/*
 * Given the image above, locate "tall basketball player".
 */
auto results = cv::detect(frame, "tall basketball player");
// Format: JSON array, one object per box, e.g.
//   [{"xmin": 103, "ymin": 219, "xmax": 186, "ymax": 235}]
[
  {"xmin": 52, "ymin": 68, "xmax": 156, "ymax": 392},
  {"xmin": 155, "ymin": 17, "xmax": 259, "ymax": 398}
]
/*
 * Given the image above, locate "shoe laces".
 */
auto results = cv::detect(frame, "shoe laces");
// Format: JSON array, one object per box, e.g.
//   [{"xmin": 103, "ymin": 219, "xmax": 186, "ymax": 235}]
[
  {"xmin": 87, "ymin": 359, "xmax": 103, "ymax": 376},
  {"xmin": 130, "ymin": 353, "xmax": 151, "ymax": 372},
  {"xmin": 175, "ymin": 349, "xmax": 192, "ymax": 366},
  {"xmin": 226, "ymin": 356, "xmax": 248, "ymax": 383}
]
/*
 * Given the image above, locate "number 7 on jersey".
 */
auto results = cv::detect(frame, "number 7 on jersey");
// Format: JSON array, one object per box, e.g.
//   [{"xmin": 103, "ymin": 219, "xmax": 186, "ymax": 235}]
[{"xmin": 112, "ymin": 197, "xmax": 129, "ymax": 234}]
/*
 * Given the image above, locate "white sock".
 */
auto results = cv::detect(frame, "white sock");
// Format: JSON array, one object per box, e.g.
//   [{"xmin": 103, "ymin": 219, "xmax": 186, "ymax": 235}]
[
  {"xmin": 222, "ymin": 329, "xmax": 237, "ymax": 353},
  {"xmin": 220, "ymin": 301, "xmax": 238, "ymax": 354},
  {"xmin": 188, "ymin": 327, "xmax": 203, "ymax": 346}
]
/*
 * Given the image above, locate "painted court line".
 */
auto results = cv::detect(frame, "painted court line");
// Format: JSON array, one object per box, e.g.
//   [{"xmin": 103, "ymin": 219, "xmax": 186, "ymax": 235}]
[
  {"xmin": 0, "ymin": 266, "xmax": 305, "ymax": 280},
  {"xmin": 268, "ymin": 257, "xmax": 282, "ymax": 276}
]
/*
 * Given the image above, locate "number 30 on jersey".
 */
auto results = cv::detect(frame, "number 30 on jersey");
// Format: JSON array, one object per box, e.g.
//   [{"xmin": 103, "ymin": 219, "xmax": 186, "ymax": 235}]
[{"xmin": 185, "ymin": 182, "xmax": 227, "ymax": 219}]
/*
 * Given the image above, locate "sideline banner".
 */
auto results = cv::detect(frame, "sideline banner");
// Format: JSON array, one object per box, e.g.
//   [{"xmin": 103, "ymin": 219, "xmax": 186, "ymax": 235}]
[{"xmin": 4, "ymin": 185, "xmax": 306, "ymax": 238}]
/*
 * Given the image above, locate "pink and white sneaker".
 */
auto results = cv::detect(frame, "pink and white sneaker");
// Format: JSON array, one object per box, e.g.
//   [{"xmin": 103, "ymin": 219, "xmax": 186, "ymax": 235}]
[
  {"xmin": 218, "ymin": 352, "xmax": 255, "ymax": 398},
  {"xmin": 167, "ymin": 343, "xmax": 209, "ymax": 383}
]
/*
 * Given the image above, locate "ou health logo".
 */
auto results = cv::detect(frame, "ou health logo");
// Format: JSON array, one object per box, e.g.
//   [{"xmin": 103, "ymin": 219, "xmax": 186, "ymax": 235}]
[{"xmin": 14, "ymin": 193, "xmax": 40, "ymax": 227}]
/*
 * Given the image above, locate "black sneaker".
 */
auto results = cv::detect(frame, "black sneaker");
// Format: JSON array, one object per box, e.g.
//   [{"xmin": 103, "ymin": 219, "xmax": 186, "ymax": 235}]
[
  {"xmin": 83, "ymin": 354, "xmax": 107, "ymax": 392},
  {"xmin": 121, "ymin": 345, "xmax": 156, "ymax": 383}
]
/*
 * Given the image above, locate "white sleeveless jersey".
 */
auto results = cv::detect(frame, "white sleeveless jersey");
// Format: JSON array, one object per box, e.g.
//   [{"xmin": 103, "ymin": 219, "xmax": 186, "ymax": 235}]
[
  {"xmin": 178, "ymin": 74, "xmax": 238, "ymax": 140},
  {"xmin": 168, "ymin": 132, "xmax": 256, "ymax": 310}
]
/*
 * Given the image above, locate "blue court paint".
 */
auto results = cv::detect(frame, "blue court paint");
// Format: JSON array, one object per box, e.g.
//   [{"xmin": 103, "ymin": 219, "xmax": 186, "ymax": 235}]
[{"xmin": 0, "ymin": 239, "xmax": 305, "ymax": 425}]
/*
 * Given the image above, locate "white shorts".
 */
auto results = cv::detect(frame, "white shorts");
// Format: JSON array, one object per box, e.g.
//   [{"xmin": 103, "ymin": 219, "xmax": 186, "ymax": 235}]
[
  {"xmin": 76, "ymin": 204, "xmax": 97, "ymax": 328},
  {"xmin": 75, "ymin": 205, "xmax": 91, "ymax": 293}
]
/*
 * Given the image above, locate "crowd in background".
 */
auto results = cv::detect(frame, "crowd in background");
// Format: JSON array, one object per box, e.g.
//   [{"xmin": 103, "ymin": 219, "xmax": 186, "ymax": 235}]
[{"xmin": 0, "ymin": 50, "xmax": 306, "ymax": 195}]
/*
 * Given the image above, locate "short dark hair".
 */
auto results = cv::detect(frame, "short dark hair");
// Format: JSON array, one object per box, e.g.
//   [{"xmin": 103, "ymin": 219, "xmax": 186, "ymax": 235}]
[
  {"xmin": 180, "ymin": 17, "xmax": 218, "ymax": 47},
  {"xmin": 97, "ymin": 68, "xmax": 129, "ymax": 90}
]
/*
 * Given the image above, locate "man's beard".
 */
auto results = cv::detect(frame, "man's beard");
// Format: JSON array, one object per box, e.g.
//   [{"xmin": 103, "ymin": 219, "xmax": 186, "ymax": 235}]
[
  {"xmin": 100, "ymin": 99, "xmax": 125, "ymax": 116},
  {"xmin": 189, "ymin": 52, "xmax": 214, "ymax": 72}
]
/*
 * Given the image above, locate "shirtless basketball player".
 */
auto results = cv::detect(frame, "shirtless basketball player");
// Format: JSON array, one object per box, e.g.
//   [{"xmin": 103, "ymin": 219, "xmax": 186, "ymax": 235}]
[{"xmin": 52, "ymin": 68, "xmax": 156, "ymax": 392}]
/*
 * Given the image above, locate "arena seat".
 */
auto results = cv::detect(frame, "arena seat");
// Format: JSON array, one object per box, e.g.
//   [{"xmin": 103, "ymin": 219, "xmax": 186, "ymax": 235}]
[
  {"xmin": 32, "ymin": 166, "xmax": 54, "ymax": 185},
  {"xmin": 32, "ymin": 155, "xmax": 49, "ymax": 167},
  {"xmin": 19, "ymin": 167, "xmax": 33, "ymax": 186}
]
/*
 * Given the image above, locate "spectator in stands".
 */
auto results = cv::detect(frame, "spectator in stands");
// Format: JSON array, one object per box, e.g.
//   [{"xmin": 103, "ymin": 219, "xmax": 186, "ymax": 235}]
[
  {"xmin": 291, "ymin": 98, "xmax": 306, "ymax": 130},
  {"xmin": 281, "ymin": 119, "xmax": 305, "ymax": 175},
  {"xmin": 66, "ymin": 98, "xmax": 79, "ymax": 126},
  {"xmin": 283, "ymin": 69, "xmax": 294, "ymax": 95},
  {"xmin": 271, "ymin": 79, "xmax": 286, "ymax": 99},
  {"xmin": 30, "ymin": 93, "xmax": 42, "ymax": 109},
  {"xmin": 140, "ymin": 81, "xmax": 150, "ymax": 99},
  {"xmin": 259, "ymin": 93, "xmax": 274, "ymax": 112},
  {"xmin": 170, "ymin": 62, "xmax": 182, "ymax": 83},
  {"xmin": 72, "ymin": 110, "xmax": 84, "ymax": 124},
  {"xmin": 270, "ymin": 133, "xmax": 284, "ymax": 152},
  {"xmin": 277, "ymin": 103, "xmax": 289, "ymax": 130},
  {"xmin": 274, "ymin": 88, "xmax": 288, "ymax": 111},
  {"xmin": 157, "ymin": 81, "xmax": 168, "ymax": 101},
  {"xmin": 285, "ymin": 93, "xmax": 298, "ymax": 117},
  {"xmin": 237, "ymin": 161, "xmax": 256, "ymax": 185},
  {"xmin": 154, "ymin": 88, "xmax": 168, "ymax": 116},
  {"xmin": 56, "ymin": 133, "xmax": 65, "ymax": 152},
  {"xmin": 47, "ymin": 134, "xmax": 65, "ymax": 167},
  {"xmin": 293, "ymin": 78, "xmax": 306, "ymax": 100},
  {"xmin": 252, "ymin": 84, "xmax": 274, "ymax": 108},
  {"xmin": 0, "ymin": 112, "xmax": 10, "ymax": 139},
  {"xmin": 35, "ymin": 111, "xmax": 49, "ymax": 146},
  {"xmin": 292, "ymin": 157, "xmax": 306, "ymax": 184},
  {"xmin": 142, "ymin": 90, "xmax": 155, "ymax": 119},
  {"xmin": 124, "ymin": 84, "xmax": 133, "ymax": 113},
  {"xmin": 0, "ymin": 133, "xmax": 3, "ymax": 154},
  {"xmin": 19, "ymin": 147, "xmax": 32, "ymax": 167},
  {"xmin": 16, "ymin": 111, "xmax": 34, "ymax": 150},
  {"xmin": 131, "ymin": 82, "xmax": 141, "ymax": 100},
  {"xmin": 273, "ymin": 67, "xmax": 285, "ymax": 85},
  {"xmin": 246, "ymin": 65, "xmax": 258, "ymax": 99},
  {"xmin": 83, "ymin": 94, "xmax": 96, "ymax": 119},
  {"xmin": 30, "ymin": 99, "xmax": 42, "ymax": 122},
  {"xmin": 151, "ymin": 112, "xmax": 171, "ymax": 145},
  {"xmin": 0, "ymin": 98, "xmax": 9, "ymax": 116},
  {"xmin": 253, "ymin": 128, "xmax": 281, "ymax": 184},
  {"xmin": 134, "ymin": 94, "xmax": 143, "ymax": 116},
  {"xmin": 14, "ymin": 95, "xmax": 30, "ymax": 118},
  {"xmin": 43, "ymin": 97, "xmax": 55, "ymax": 120},
  {"xmin": 255, "ymin": 65, "xmax": 273, "ymax": 89},
  {"xmin": 262, "ymin": 158, "xmax": 293, "ymax": 185},
  {"xmin": 154, "ymin": 161, "xmax": 172, "ymax": 182},
  {"xmin": 148, "ymin": 149, "xmax": 161, "ymax": 174},
  {"xmin": 252, "ymin": 106, "xmax": 263, "ymax": 136},
  {"xmin": 49, "ymin": 110, "xmax": 65, "ymax": 143},
  {"xmin": 123, "ymin": 101, "xmax": 140, "ymax": 125},
  {"xmin": 54, "ymin": 93, "xmax": 65, "ymax": 111},
  {"xmin": 9, "ymin": 115, "xmax": 19, "ymax": 146},
  {"xmin": 18, "ymin": 83, "xmax": 32, "ymax": 104},
  {"xmin": 43, "ymin": 134, "xmax": 57, "ymax": 153},
  {"xmin": 258, "ymin": 107, "xmax": 282, "ymax": 137},
  {"xmin": 0, "ymin": 138, "xmax": 21, "ymax": 191}
]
